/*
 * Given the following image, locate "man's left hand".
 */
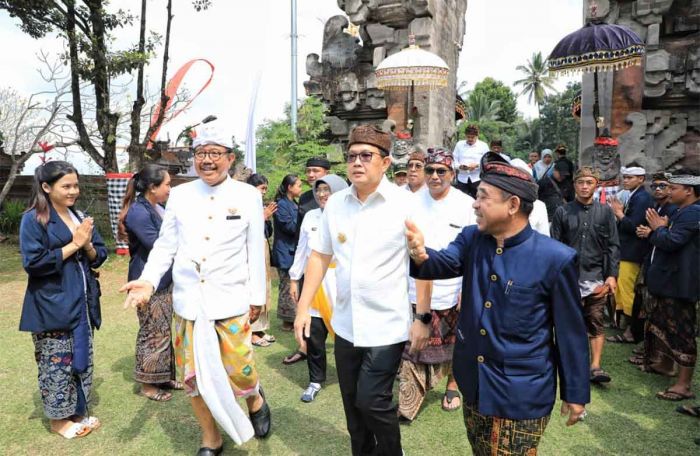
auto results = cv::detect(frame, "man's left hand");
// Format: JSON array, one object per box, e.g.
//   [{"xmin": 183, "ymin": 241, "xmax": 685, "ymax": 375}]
[
  {"xmin": 646, "ymin": 208, "xmax": 669, "ymax": 231},
  {"xmin": 408, "ymin": 320, "xmax": 430, "ymax": 355},
  {"xmin": 249, "ymin": 305, "xmax": 262, "ymax": 324},
  {"xmin": 604, "ymin": 277, "xmax": 617, "ymax": 295},
  {"xmin": 608, "ymin": 197, "xmax": 624, "ymax": 219},
  {"xmin": 561, "ymin": 402, "xmax": 587, "ymax": 426}
]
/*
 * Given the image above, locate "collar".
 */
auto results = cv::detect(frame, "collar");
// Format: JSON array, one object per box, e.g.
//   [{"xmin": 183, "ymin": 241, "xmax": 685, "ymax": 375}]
[
  {"xmin": 490, "ymin": 223, "xmax": 533, "ymax": 248},
  {"xmin": 198, "ymin": 174, "xmax": 231, "ymax": 194},
  {"xmin": 575, "ymin": 199, "xmax": 594, "ymax": 209},
  {"xmin": 347, "ymin": 176, "xmax": 393, "ymax": 203}
]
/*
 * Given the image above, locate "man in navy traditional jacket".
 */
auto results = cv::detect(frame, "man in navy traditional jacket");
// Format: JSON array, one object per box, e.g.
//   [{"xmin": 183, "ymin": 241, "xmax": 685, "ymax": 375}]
[{"xmin": 406, "ymin": 152, "xmax": 590, "ymax": 455}]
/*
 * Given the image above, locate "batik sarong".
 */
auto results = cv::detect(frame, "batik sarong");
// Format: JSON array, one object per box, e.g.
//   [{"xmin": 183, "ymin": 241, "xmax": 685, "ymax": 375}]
[
  {"xmin": 32, "ymin": 330, "xmax": 93, "ymax": 420},
  {"xmin": 134, "ymin": 287, "xmax": 175, "ymax": 384},
  {"xmin": 463, "ymin": 403, "xmax": 550, "ymax": 456},
  {"xmin": 398, "ymin": 305, "xmax": 458, "ymax": 420},
  {"xmin": 646, "ymin": 294, "xmax": 697, "ymax": 368},
  {"xmin": 174, "ymin": 313, "xmax": 259, "ymax": 398},
  {"xmin": 251, "ymin": 240, "xmax": 272, "ymax": 333},
  {"xmin": 276, "ymin": 269, "xmax": 296, "ymax": 323}
]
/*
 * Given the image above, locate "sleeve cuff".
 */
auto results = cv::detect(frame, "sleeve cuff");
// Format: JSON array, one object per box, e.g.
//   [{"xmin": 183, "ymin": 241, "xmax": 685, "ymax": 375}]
[{"xmin": 560, "ymin": 387, "xmax": 590, "ymax": 405}]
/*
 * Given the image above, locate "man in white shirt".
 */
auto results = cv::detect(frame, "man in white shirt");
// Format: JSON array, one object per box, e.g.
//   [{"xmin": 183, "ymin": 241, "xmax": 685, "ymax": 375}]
[
  {"xmin": 121, "ymin": 124, "xmax": 270, "ymax": 453},
  {"xmin": 294, "ymin": 124, "xmax": 430, "ymax": 456},
  {"xmin": 452, "ymin": 124, "xmax": 490, "ymax": 198},
  {"xmin": 398, "ymin": 147, "xmax": 476, "ymax": 421}
]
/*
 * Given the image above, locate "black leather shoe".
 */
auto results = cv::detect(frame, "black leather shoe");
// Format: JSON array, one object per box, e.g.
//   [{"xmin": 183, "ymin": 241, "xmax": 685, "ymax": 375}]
[
  {"xmin": 249, "ymin": 400, "xmax": 271, "ymax": 438},
  {"xmin": 196, "ymin": 445, "xmax": 223, "ymax": 456}
]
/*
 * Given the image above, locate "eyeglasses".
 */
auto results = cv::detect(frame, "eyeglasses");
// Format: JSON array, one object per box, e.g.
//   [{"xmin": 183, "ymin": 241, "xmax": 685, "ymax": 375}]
[
  {"xmin": 408, "ymin": 163, "xmax": 424, "ymax": 170},
  {"xmin": 194, "ymin": 150, "xmax": 228, "ymax": 161},
  {"xmin": 345, "ymin": 151, "xmax": 382, "ymax": 163},
  {"xmin": 425, "ymin": 166, "xmax": 450, "ymax": 177},
  {"xmin": 650, "ymin": 183, "xmax": 668, "ymax": 190}
]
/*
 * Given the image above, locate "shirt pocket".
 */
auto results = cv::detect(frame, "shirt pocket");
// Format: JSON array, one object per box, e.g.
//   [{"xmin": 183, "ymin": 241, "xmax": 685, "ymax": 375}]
[{"xmin": 504, "ymin": 284, "xmax": 543, "ymax": 338}]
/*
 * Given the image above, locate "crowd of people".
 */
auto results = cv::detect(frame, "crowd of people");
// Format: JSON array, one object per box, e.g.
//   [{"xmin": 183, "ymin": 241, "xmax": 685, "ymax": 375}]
[{"xmin": 16, "ymin": 120, "xmax": 700, "ymax": 455}]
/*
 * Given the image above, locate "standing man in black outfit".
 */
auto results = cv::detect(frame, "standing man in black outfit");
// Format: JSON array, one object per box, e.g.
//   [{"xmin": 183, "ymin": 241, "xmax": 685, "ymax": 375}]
[{"xmin": 551, "ymin": 167, "xmax": 620, "ymax": 384}]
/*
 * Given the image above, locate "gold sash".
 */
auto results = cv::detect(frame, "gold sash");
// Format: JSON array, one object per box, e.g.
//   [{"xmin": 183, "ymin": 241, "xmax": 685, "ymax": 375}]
[{"xmin": 310, "ymin": 262, "xmax": 335, "ymax": 338}]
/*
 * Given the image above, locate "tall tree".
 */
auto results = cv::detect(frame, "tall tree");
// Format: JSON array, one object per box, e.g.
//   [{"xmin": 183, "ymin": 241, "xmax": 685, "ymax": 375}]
[
  {"xmin": 514, "ymin": 51, "xmax": 557, "ymax": 117},
  {"xmin": 470, "ymin": 77, "xmax": 519, "ymax": 124},
  {"xmin": 539, "ymin": 81, "xmax": 581, "ymax": 161},
  {"xmin": 466, "ymin": 92, "xmax": 501, "ymax": 122}
]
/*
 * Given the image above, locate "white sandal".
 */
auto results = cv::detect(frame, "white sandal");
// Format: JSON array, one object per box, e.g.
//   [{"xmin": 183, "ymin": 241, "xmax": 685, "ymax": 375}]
[
  {"xmin": 79, "ymin": 416, "xmax": 101, "ymax": 431},
  {"xmin": 53, "ymin": 422, "xmax": 91, "ymax": 439}
]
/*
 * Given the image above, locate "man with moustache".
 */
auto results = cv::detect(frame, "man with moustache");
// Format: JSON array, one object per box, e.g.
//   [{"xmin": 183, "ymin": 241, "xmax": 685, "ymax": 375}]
[
  {"xmin": 398, "ymin": 147, "xmax": 476, "ymax": 421},
  {"xmin": 630, "ymin": 172, "xmax": 678, "ymax": 368},
  {"xmin": 406, "ymin": 152, "xmax": 589, "ymax": 455},
  {"xmin": 294, "ymin": 124, "xmax": 430, "ymax": 456},
  {"xmin": 551, "ymin": 167, "xmax": 620, "ymax": 384},
  {"xmin": 121, "ymin": 124, "xmax": 270, "ymax": 455}
]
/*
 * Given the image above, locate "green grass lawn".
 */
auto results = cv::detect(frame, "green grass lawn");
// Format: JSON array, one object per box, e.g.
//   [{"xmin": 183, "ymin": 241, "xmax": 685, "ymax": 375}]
[{"xmin": 0, "ymin": 241, "xmax": 697, "ymax": 455}]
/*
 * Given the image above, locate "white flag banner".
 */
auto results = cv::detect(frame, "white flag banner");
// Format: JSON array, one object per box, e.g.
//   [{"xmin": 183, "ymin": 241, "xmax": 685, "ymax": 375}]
[{"xmin": 245, "ymin": 72, "xmax": 262, "ymax": 173}]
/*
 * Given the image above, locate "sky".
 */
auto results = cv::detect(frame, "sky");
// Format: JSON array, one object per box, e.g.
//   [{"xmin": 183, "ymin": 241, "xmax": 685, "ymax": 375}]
[{"xmin": 0, "ymin": 0, "xmax": 583, "ymax": 174}]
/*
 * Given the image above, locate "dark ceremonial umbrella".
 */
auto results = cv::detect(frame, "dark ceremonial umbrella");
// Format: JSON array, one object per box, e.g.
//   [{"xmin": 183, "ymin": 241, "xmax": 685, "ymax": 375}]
[{"xmin": 547, "ymin": 4, "xmax": 645, "ymax": 135}]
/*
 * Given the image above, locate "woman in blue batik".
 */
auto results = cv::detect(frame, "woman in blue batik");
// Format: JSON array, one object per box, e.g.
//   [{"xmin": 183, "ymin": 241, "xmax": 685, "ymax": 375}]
[{"xmin": 19, "ymin": 161, "xmax": 107, "ymax": 439}]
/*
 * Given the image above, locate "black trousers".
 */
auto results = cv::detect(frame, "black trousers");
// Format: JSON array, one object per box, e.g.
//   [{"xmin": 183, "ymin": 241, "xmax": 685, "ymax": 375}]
[
  {"xmin": 454, "ymin": 179, "xmax": 479, "ymax": 199},
  {"xmin": 334, "ymin": 335, "xmax": 404, "ymax": 456},
  {"xmin": 306, "ymin": 316, "xmax": 329, "ymax": 384}
]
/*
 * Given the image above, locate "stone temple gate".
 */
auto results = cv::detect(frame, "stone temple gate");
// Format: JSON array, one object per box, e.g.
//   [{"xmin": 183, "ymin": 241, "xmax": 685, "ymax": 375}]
[{"xmin": 304, "ymin": 0, "xmax": 469, "ymax": 154}]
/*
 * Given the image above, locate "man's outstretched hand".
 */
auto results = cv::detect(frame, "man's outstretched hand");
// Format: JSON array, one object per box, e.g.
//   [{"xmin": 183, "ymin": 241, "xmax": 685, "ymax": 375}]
[
  {"xmin": 405, "ymin": 219, "xmax": 429, "ymax": 265},
  {"xmin": 120, "ymin": 280, "xmax": 154, "ymax": 309}
]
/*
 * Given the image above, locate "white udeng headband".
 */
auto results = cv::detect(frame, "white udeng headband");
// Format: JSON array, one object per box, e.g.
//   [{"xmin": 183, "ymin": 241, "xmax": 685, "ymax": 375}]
[
  {"xmin": 669, "ymin": 175, "xmax": 700, "ymax": 186},
  {"xmin": 621, "ymin": 166, "xmax": 645, "ymax": 176}
]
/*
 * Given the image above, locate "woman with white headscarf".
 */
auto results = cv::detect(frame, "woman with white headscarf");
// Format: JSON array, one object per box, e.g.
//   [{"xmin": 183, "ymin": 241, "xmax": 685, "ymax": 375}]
[{"xmin": 289, "ymin": 174, "xmax": 348, "ymax": 402}]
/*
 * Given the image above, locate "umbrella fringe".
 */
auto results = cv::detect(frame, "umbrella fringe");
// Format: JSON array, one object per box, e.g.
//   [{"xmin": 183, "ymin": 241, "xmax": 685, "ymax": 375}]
[{"xmin": 549, "ymin": 56, "xmax": 643, "ymax": 76}]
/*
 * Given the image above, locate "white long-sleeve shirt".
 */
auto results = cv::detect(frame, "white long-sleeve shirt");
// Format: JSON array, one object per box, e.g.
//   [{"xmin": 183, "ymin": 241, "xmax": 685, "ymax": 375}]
[
  {"xmin": 452, "ymin": 139, "xmax": 490, "ymax": 183},
  {"xmin": 311, "ymin": 177, "xmax": 422, "ymax": 347},
  {"xmin": 408, "ymin": 187, "xmax": 476, "ymax": 310},
  {"xmin": 140, "ymin": 176, "xmax": 266, "ymax": 321},
  {"xmin": 290, "ymin": 208, "xmax": 323, "ymax": 318}
]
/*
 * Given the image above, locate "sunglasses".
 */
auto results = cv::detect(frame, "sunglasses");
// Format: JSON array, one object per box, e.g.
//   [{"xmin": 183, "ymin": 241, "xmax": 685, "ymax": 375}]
[
  {"xmin": 345, "ymin": 151, "xmax": 383, "ymax": 163},
  {"xmin": 425, "ymin": 166, "xmax": 450, "ymax": 177},
  {"xmin": 650, "ymin": 183, "xmax": 668, "ymax": 190}
]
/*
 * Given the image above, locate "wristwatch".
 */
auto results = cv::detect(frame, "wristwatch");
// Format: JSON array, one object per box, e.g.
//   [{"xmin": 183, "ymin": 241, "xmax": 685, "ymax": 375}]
[{"xmin": 414, "ymin": 312, "xmax": 432, "ymax": 325}]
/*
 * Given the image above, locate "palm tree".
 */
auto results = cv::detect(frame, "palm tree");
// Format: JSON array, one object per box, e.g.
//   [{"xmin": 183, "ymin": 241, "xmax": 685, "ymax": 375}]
[
  {"xmin": 514, "ymin": 52, "xmax": 557, "ymax": 118},
  {"xmin": 467, "ymin": 92, "xmax": 501, "ymax": 122}
]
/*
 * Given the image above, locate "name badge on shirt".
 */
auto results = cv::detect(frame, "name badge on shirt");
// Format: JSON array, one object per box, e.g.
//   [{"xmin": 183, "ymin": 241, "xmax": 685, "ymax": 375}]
[{"xmin": 227, "ymin": 215, "xmax": 241, "ymax": 220}]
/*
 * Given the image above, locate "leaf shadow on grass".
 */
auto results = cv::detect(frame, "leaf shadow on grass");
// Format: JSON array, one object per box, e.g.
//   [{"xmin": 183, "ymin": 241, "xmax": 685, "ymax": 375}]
[
  {"xmin": 111, "ymin": 354, "xmax": 135, "ymax": 382},
  {"xmin": 260, "ymin": 337, "xmax": 339, "ymax": 390},
  {"xmin": 268, "ymin": 405, "xmax": 350, "ymax": 455}
]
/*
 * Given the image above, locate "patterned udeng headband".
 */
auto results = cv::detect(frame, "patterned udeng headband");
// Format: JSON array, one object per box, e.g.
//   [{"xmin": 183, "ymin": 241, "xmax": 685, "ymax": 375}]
[
  {"xmin": 425, "ymin": 147, "xmax": 453, "ymax": 167},
  {"xmin": 669, "ymin": 175, "xmax": 700, "ymax": 186}
]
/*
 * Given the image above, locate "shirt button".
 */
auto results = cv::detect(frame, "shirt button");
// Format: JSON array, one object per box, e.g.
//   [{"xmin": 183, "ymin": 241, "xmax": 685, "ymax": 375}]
[
  {"xmin": 480, "ymin": 329, "xmax": 487, "ymax": 336},
  {"xmin": 200, "ymin": 279, "xmax": 205, "ymax": 283},
  {"xmin": 495, "ymin": 247, "xmax": 503, "ymax": 255},
  {"xmin": 202, "ymin": 257, "xmax": 206, "ymax": 262},
  {"xmin": 484, "ymin": 301, "xmax": 492, "ymax": 309},
  {"xmin": 490, "ymin": 274, "xmax": 498, "ymax": 282},
  {"xmin": 210, "ymin": 196, "xmax": 214, "ymax": 201},
  {"xmin": 477, "ymin": 356, "xmax": 484, "ymax": 363},
  {"xmin": 208, "ymin": 215, "xmax": 213, "ymax": 220},
  {"xmin": 205, "ymin": 236, "xmax": 210, "ymax": 241}
]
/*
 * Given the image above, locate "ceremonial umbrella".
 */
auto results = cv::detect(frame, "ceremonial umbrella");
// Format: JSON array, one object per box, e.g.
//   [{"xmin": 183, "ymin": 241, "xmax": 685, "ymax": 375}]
[
  {"xmin": 547, "ymin": 4, "xmax": 644, "ymax": 135},
  {"xmin": 375, "ymin": 35, "xmax": 449, "ymax": 131}
]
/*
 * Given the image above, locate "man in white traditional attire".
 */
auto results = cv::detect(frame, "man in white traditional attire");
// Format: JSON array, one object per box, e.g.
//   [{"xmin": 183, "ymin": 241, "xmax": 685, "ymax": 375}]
[{"xmin": 121, "ymin": 123, "xmax": 271, "ymax": 455}]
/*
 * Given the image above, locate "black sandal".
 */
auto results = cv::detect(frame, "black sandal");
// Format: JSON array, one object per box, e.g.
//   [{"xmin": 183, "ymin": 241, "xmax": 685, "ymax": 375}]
[
  {"xmin": 282, "ymin": 350, "xmax": 307, "ymax": 365},
  {"xmin": 676, "ymin": 405, "xmax": 700, "ymax": 418},
  {"xmin": 606, "ymin": 334, "xmax": 634, "ymax": 344},
  {"xmin": 590, "ymin": 368, "xmax": 611, "ymax": 384},
  {"xmin": 442, "ymin": 390, "xmax": 462, "ymax": 411}
]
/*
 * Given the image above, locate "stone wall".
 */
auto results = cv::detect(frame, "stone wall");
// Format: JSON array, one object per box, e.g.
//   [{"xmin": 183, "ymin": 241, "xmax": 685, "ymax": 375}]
[
  {"xmin": 584, "ymin": 0, "xmax": 700, "ymax": 172},
  {"xmin": 305, "ymin": 0, "xmax": 468, "ymax": 149}
]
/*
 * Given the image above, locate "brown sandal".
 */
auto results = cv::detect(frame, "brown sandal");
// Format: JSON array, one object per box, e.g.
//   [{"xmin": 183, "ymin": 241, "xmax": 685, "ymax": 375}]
[
  {"xmin": 656, "ymin": 388, "xmax": 696, "ymax": 402},
  {"xmin": 139, "ymin": 388, "xmax": 173, "ymax": 402}
]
